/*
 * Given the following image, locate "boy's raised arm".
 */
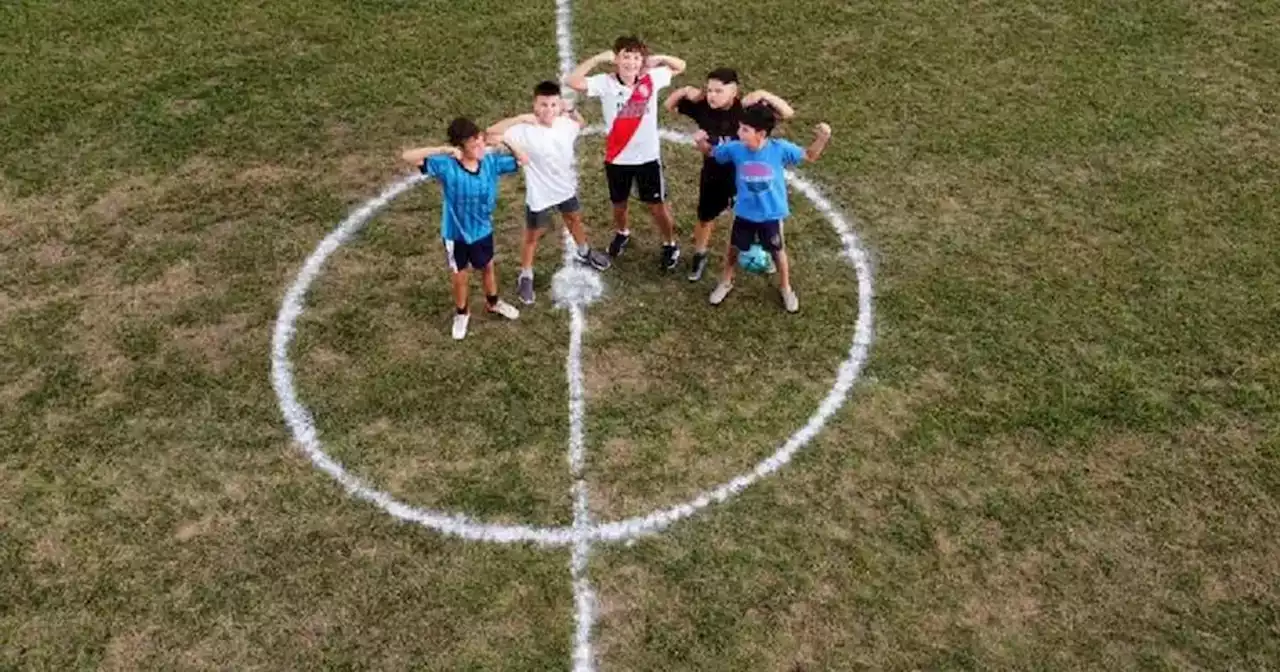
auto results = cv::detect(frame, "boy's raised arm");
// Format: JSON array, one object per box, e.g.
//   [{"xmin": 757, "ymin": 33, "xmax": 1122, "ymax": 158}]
[
  {"xmin": 646, "ymin": 53, "xmax": 687, "ymax": 76},
  {"xmin": 664, "ymin": 86, "xmax": 702, "ymax": 113},
  {"xmin": 565, "ymin": 50, "xmax": 614, "ymax": 93},
  {"xmin": 485, "ymin": 114, "xmax": 538, "ymax": 143},
  {"xmin": 743, "ymin": 89, "xmax": 796, "ymax": 119},
  {"xmin": 401, "ymin": 145, "xmax": 458, "ymax": 166},
  {"xmin": 805, "ymin": 123, "xmax": 832, "ymax": 162}
]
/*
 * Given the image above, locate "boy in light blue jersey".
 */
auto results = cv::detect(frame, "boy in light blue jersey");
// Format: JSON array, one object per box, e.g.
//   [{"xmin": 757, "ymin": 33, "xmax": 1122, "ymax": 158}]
[
  {"xmin": 694, "ymin": 105, "xmax": 832, "ymax": 313},
  {"xmin": 401, "ymin": 117, "xmax": 528, "ymax": 340}
]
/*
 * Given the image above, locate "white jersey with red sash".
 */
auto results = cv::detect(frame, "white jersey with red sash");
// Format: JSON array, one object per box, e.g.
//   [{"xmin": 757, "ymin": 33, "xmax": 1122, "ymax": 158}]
[{"xmin": 586, "ymin": 66, "xmax": 673, "ymax": 166}]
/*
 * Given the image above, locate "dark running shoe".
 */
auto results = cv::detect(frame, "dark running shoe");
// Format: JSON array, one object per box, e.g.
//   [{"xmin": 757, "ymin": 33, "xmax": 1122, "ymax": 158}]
[
  {"xmin": 687, "ymin": 252, "xmax": 708, "ymax": 281},
  {"xmin": 661, "ymin": 243, "xmax": 680, "ymax": 270},
  {"xmin": 607, "ymin": 232, "xmax": 630, "ymax": 258}
]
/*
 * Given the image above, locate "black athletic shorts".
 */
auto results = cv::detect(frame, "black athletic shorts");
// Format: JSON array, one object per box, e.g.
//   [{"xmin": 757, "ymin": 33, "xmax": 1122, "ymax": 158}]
[
  {"xmin": 697, "ymin": 165, "xmax": 736, "ymax": 223},
  {"xmin": 604, "ymin": 160, "xmax": 665, "ymax": 205},
  {"xmin": 443, "ymin": 235, "xmax": 495, "ymax": 272}
]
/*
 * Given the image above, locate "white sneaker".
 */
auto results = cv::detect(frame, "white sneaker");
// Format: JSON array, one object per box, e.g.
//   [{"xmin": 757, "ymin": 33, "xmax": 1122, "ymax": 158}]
[
  {"xmin": 781, "ymin": 287, "xmax": 799, "ymax": 313},
  {"xmin": 487, "ymin": 299, "xmax": 520, "ymax": 320},
  {"xmin": 709, "ymin": 281, "xmax": 734, "ymax": 305},
  {"xmin": 452, "ymin": 313, "xmax": 470, "ymax": 340}
]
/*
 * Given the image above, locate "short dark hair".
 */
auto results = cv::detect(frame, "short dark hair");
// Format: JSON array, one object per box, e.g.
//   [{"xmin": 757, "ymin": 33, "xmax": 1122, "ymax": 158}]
[
  {"xmin": 446, "ymin": 117, "xmax": 482, "ymax": 147},
  {"xmin": 740, "ymin": 104, "xmax": 777, "ymax": 135},
  {"xmin": 706, "ymin": 68, "xmax": 739, "ymax": 86},
  {"xmin": 613, "ymin": 35, "xmax": 649, "ymax": 57},
  {"xmin": 533, "ymin": 80, "xmax": 562, "ymax": 97}
]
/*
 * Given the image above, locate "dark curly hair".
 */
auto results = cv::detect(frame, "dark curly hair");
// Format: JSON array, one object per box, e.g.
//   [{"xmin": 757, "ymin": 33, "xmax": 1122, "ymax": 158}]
[{"xmin": 446, "ymin": 117, "xmax": 482, "ymax": 148}]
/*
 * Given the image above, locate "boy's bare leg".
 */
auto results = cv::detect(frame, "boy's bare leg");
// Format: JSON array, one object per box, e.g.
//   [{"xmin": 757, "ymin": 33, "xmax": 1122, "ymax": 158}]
[
  {"xmin": 611, "ymin": 202, "xmax": 630, "ymax": 234},
  {"xmin": 692, "ymin": 219, "xmax": 715, "ymax": 253},
  {"xmin": 481, "ymin": 261, "xmax": 499, "ymax": 298},
  {"xmin": 720, "ymin": 245, "xmax": 738, "ymax": 285},
  {"xmin": 648, "ymin": 202, "xmax": 677, "ymax": 243},
  {"xmin": 562, "ymin": 210, "xmax": 589, "ymax": 248},
  {"xmin": 709, "ymin": 243, "xmax": 738, "ymax": 304},
  {"xmin": 520, "ymin": 227, "xmax": 544, "ymax": 272},
  {"xmin": 773, "ymin": 249, "xmax": 792, "ymax": 290},
  {"xmin": 451, "ymin": 269, "xmax": 470, "ymax": 312}
]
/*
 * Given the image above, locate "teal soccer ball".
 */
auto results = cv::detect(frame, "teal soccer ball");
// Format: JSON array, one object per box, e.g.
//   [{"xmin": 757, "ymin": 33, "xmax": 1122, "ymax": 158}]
[{"xmin": 738, "ymin": 244, "xmax": 771, "ymax": 274}]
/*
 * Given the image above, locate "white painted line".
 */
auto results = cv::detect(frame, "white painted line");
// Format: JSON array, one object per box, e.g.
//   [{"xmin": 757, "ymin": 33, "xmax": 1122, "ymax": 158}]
[{"xmin": 555, "ymin": 2, "xmax": 598, "ymax": 667}]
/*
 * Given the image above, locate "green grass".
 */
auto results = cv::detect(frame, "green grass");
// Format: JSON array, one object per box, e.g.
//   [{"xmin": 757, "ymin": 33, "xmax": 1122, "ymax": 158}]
[{"xmin": 3, "ymin": 0, "xmax": 1279, "ymax": 669}]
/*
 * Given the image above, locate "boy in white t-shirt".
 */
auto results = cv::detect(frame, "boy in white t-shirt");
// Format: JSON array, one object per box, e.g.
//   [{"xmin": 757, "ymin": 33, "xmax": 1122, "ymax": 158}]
[
  {"xmin": 565, "ymin": 35, "xmax": 687, "ymax": 270},
  {"xmin": 487, "ymin": 81, "xmax": 612, "ymax": 305}
]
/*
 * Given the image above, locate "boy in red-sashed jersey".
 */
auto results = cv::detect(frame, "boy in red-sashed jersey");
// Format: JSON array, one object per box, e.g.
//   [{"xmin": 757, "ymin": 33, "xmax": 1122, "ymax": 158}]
[{"xmin": 565, "ymin": 35, "xmax": 687, "ymax": 270}]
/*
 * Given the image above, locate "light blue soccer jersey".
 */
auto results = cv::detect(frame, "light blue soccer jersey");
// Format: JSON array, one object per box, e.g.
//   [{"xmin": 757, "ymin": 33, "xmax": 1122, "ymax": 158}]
[
  {"xmin": 423, "ymin": 152, "xmax": 519, "ymax": 243},
  {"xmin": 712, "ymin": 139, "xmax": 806, "ymax": 222}
]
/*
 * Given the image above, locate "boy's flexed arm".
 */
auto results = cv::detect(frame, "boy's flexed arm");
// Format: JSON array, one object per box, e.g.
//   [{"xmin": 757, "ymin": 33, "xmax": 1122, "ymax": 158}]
[
  {"xmin": 565, "ymin": 50, "xmax": 614, "ymax": 93},
  {"xmin": 646, "ymin": 53, "xmax": 687, "ymax": 76},
  {"xmin": 742, "ymin": 90, "xmax": 796, "ymax": 119},
  {"xmin": 401, "ymin": 145, "xmax": 459, "ymax": 166},
  {"xmin": 805, "ymin": 123, "xmax": 833, "ymax": 162},
  {"xmin": 484, "ymin": 113, "xmax": 538, "ymax": 144},
  {"xmin": 498, "ymin": 138, "xmax": 530, "ymax": 166},
  {"xmin": 664, "ymin": 85, "xmax": 703, "ymax": 113}
]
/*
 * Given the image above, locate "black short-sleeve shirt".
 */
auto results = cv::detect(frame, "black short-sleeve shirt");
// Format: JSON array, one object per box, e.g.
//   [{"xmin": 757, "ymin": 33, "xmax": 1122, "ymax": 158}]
[{"xmin": 676, "ymin": 97, "xmax": 743, "ymax": 181}]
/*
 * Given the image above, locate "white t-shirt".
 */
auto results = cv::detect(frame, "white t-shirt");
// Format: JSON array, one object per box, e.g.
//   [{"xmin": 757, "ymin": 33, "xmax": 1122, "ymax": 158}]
[
  {"xmin": 585, "ymin": 66, "xmax": 672, "ymax": 166},
  {"xmin": 503, "ymin": 116, "xmax": 581, "ymax": 211}
]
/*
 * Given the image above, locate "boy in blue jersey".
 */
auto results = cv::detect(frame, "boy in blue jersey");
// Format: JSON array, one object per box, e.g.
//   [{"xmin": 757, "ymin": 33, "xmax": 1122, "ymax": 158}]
[
  {"xmin": 401, "ymin": 117, "xmax": 527, "ymax": 340},
  {"xmin": 694, "ymin": 105, "xmax": 832, "ymax": 313}
]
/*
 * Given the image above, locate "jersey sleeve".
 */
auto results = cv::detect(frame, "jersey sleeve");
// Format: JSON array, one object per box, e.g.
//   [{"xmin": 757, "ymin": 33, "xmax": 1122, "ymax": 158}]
[
  {"xmin": 649, "ymin": 66, "xmax": 673, "ymax": 89},
  {"xmin": 711, "ymin": 141, "xmax": 738, "ymax": 165},
  {"xmin": 675, "ymin": 96, "xmax": 700, "ymax": 119},
  {"xmin": 424, "ymin": 154, "xmax": 451, "ymax": 179},
  {"xmin": 490, "ymin": 152, "xmax": 520, "ymax": 175},
  {"xmin": 778, "ymin": 140, "xmax": 807, "ymax": 166},
  {"xmin": 585, "ymin": 73, "xmax": 608, "ymax": 98}
]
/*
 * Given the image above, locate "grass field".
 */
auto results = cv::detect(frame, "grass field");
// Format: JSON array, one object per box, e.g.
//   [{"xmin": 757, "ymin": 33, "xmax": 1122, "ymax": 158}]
[{"xmin": 3, "ymin": 0, "xmax": 1279, "ymax": 669}]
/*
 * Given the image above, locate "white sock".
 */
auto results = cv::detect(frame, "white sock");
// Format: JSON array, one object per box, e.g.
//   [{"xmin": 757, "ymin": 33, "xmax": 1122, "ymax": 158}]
[
  {"xmin": 577, "ymin": 243, "xmax": 589, "ymax": 256},
  {"xmin": 520, "ymin": 268, "xmax": 533, "ymax": 280}
]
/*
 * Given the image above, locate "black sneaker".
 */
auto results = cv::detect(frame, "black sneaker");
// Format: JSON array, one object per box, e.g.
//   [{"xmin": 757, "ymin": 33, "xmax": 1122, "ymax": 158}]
[
  {"xmin": 687, "ymin": 252, "xmax": 708, "ymax": 281},
  {"xmin": 607, "ymin": 232, "xmax": 630, "ymax": 258},
  {"xmin": 576, "ymin": 247, "xmax": 612, "ymax": 271},
  {"xmin": 661, "ymin": 244, "xmax": 680, "ymax": 270}
]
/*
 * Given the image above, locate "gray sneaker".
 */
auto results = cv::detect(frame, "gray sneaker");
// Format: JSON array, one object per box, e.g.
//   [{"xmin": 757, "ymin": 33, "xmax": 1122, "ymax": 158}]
[
  {"xmin": 576, "ymin": 247, "xmax": 612, "ymax": 271},
  {"xmin": 517, "ymin": 275, "xmax": 535, "ymax": 305}
]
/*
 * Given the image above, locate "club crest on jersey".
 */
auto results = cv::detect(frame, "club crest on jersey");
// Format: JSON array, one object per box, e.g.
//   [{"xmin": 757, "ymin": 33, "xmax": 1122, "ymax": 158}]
[{"xmin": 636, "ymin": 83, "xmax": 650, "ymax": 97}]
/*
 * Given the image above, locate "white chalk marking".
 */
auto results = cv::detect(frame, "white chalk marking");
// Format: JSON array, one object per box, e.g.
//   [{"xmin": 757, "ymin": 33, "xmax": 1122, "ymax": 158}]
[{"xmin": 554, "ymin": 3, "xmax": 598, "ymax": 667}]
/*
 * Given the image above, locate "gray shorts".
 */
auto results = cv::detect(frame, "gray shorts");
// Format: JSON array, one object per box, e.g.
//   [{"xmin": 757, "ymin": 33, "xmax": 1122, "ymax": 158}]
[{"xmin": 525, "ymin": 196, "xmax": 581, "ymax": 229}]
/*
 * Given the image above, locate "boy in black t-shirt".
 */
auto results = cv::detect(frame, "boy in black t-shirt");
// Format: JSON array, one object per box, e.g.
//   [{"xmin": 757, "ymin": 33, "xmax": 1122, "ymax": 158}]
[{"xmin": 664, "ymin": 68, "xmax": 795, "ymax": 281}]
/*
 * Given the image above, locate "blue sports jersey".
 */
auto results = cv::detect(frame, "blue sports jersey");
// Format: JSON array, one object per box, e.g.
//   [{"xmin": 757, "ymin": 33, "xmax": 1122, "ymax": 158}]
[
  {"xmin": 711, "ymin": 139, "xmax": 806, "ymax": 222},
  {"xmin": 423, "ymin": 152, "xmax": 519, "ymax": 243}
]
